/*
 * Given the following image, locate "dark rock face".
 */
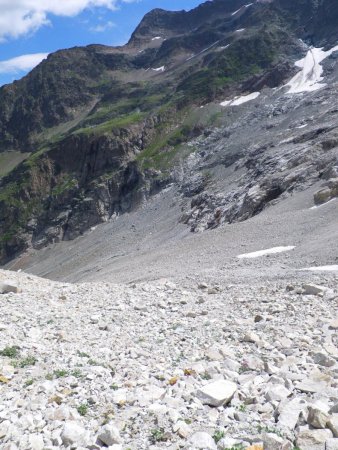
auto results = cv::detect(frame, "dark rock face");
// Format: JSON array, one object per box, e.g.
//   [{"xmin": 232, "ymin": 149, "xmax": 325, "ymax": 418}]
[
  {"xmin": 128, "ymin": 0, "xmax": 249, "ymax": 46},
  {"xmin": 1, "ymin": 0, "xmax": 338, "ymax": 263}
]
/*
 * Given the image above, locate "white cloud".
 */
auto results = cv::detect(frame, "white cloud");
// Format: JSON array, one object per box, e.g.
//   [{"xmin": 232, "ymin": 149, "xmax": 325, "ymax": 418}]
[
  {"xmin": 0, "ymin": 53, "xmax": 49, "ymax": 74},
  {"xmin": 0, "ymin": 0, "xmax": 137, "ymax": 41},
  {"xmin": 90, "ymin": 20, "xmax": 115, "ymax": 33}
]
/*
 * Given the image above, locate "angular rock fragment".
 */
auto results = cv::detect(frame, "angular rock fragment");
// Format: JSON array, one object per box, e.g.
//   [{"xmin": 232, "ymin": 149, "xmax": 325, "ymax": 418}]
[
  {"xmin": 328, "ymin": 415, "xmax": 338, "ymax": 437},
  {"xmin": 296, "ymin": 428, "xmax": 333, "ymax": 449},
  {"xmin": 326, "ymin": 438, "xmax": 338, "ymax": 450},
  {"xmin": 189, "ymin": 432, "xmax": 217, "ymax": 449},
  {"xmin": 196, "ymin": 380, "xmax": 237, "ymax": 407},
  {"xmin": 307, "ymin": 404, "xmax": 330, "ymax": 429},
  {"xmin": 61, "ymin": 421, "xmax": 89, "ymax": 447},
  {"xmin": 97, "ymin": 423, "xmax": 122, "ymax": 446},
  {"xmin": 0, "ymin": 282, "xmax": 21, "ymax": 294}
]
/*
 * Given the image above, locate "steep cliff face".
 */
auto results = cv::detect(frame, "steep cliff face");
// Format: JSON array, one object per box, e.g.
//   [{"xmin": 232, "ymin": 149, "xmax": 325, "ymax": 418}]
[{"xmin": 1, "ymin": 0, "xmax": 338, "ymax": 264}]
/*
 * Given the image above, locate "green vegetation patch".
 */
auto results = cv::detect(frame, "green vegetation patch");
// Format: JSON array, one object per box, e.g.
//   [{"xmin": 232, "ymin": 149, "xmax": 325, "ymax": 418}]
[
  {"xmin": 51, "ymin": 175, "xmax": 78, "ymax": 198},
  {"xmin": 73, "ymin": 111, "xmax": 145, "ymax": 136},
  {"xmin": 0, "ymin": 151, "xmax": 29, "ymax": 178},
  {"xmin": 177, "ymin": 27, "xmax": 286, "ymax": 102}
]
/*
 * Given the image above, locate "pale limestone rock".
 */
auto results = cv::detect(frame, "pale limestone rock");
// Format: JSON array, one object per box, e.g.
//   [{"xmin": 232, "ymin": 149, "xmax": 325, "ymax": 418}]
[
  {"xmin": 328, "ymin": 415, "xmax": 338, "ymax": 437},
  {"xmin": 0, "ymin": 282, "xmax": 21, "ymax": 294},
  {"xmin": 189, "ymin": 432, "xmax": 217, "ymax": 449},
  {"xmin": 136, "ymin": 385, "xmax": 165, "ymax": 406},
  {"xmin": 278, "ymin": 397, "xmax": 307, "ymax": 430},
  {"xmin": 97, "ymin": 424, "xmax": 122, "ymax": 446},
  {"xmin": 303, "ymin": 284, "xmax": 327, "ymax": 296},
  {"xmin": 297, "ymin": 376, "xmax": 331, "ymax": 394},
  {"xmin": 218, "ymin": 437, "xmax": 244, "ymax": 448},
  {"xmin": 265, "ymin": 384, "xmax": 291, "ymax": 402},
  {"xmin": 308, "ymin": 406, "xmax": 330, "ymax": 429},
  {"xmin": 28, "ymin": 435, "xmax": 44, "ymax": 450},
  {"xmin": 297, "ymin": 428, "xmax": 333, "ymax": 450},
  {"xmin": 196, "ymin": 380, "xmax": 237, "ymax": 407},
  {"xmin": 326, "ymin": 438, "xmax": 338, "ymax": 450},
  {"xmin": 313, "ymin": 352, "xmax": 336, "ymax": 368},
  {"xmin": 242, "ymin": 332, "xmax": 260, "ymax": 344},
  {"xmin": 329, "ymin": 319, "xmax": 338, "ymax": 330},
  {"xmin": 1, "ymin": 365, "xmax": 15, "ymax": 379},
  {"xmin": 173, "ymin": 420, "xmax": 191, "ymax": 438},
  {"xmin": 262, "ymin": 432, "xmax": 292, "ymax": 450},
  {"xmin": 61, "ymin": 421, "xmax": 89, "ymax": 447}
]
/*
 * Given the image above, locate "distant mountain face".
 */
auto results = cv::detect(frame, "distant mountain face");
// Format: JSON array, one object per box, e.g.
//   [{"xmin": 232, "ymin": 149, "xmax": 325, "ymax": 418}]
[{"xmin": 1, "ymin": 0, "xmax": 338, "ymax": 264}]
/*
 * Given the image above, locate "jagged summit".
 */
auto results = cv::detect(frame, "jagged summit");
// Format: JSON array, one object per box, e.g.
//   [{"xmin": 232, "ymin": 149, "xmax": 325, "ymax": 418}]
[{"xmin": 128, "ymin": 0, "xmax": 250, "ymax": 47}]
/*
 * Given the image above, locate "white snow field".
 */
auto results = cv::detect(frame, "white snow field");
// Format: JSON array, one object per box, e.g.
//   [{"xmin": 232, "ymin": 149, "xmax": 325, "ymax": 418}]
[
  {"xmin": 237, "ymin": 246, "xmax": 295, "ymax": 259},
  {"xmin": 286, "ymin": 45, "xmax": 338, "ymax": 93},
  {"xmin": 220, "ymin": 91, "xmax": 260, "ymax": 107},
  {"xmin": 301, "ymin": 265, "xmax": 338, "ymax": 272}
]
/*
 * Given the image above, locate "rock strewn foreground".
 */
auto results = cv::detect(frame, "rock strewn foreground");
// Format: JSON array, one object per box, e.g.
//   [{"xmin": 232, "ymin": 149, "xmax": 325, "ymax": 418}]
[{"xmin": 0, "ymin": 269, "xmax": 337, "ymax": 450}]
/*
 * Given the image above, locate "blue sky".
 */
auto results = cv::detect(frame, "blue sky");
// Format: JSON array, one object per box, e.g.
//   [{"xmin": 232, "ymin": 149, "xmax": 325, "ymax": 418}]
[{"xmin": 0, "ymin": 0, "xmax": 204, "ymax": 86}]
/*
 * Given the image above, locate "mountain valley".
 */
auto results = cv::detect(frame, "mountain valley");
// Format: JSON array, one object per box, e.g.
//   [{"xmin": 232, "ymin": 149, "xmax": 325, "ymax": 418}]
[{"xmin": 0, "ymin": 1, "xmax": 338, "ymax": 449}]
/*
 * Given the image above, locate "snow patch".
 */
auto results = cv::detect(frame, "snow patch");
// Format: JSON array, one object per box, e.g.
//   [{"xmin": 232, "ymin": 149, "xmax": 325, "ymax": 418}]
[
  {"xmin": 301, "ymin": 265, "xmax": 338, "ymax": 272},
  {"xmin": 310, "ymin": 198, "xmax": 337, "ymax": 210},
  {"xmin": 220, "ymin": 92, "xmax": 260, "ymax": 107},
  {"xmin": 237, "ymin": 246, "xmax": 295, "ymax": 259},
  {"xmin": 285, "ymin": 45, "xmax": 338, "ymax": 94},
  {"xmin": 186, "ymin": 41, "xmax": 219, "ymax": 62},
  {"xmin": 231, "ymin": 3, "xmax": 253, "ymax": 16},
  {"xmin": 152, "ymin": 66, "xmax": 165, "ymax": 72}
]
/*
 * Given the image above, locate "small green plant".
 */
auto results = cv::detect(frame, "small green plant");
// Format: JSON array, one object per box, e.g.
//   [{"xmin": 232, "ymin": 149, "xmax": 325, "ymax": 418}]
[
  {"xmin": 238, "ymin": 365, "xmax": 251, "ymax": 374},
  {"xmin": 150, "ymin": 428, "xmax": 167, "ymax": 443},
  {"xmin": 222, "ymin": 445, "xmax": 245, "ymax": 450},
  {"xmin": 257, "ymin": 425, "xmax": 283, "ymax": 437},
  {"xmin": 18, "ymin": 356, "xmax": 37, "ymax": 368},
  {"xmin": 213, "ymin": 429, "xmax": 225, "ymax": 443},
  {"xmin": 0, "ymin": 346, "xmax": 19, "ymax": 358},
  {"xmin": 77, "ymin": 403, "xmax": 88, "ymax": 416},
  {"xmin": 155, "ymin": 374, "xmax": 165, "ymax": 382},
  {"xmin": 200, "ymin": 372, "xmax": 212, "ymax": 380},
  {"xmin": 88, "ymin": 359, "xmax": 99, "ymax": 366},
  {"xmin": 77, "ymin": 351, "xmax": 90, "ymax": 358},
  {"xmin": 102, "ymin": 408, "xmax": 115, "ymax": 425},
  {"xmin": 53, "ymin": 369, "xmax": 69, "ymax": 378},
  {"xmin": 24, "ymin": 379, "xmax": 34, "ymax": 387},
  {"xmin": 71, "ymin": 369, "xmax": 83, "ymax": 378}
]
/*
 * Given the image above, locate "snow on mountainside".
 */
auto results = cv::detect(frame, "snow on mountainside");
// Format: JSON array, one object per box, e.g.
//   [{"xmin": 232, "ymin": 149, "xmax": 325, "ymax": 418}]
[{"xmin": 286, "ymin": 44, "xmax": 338, "ymax": 93}]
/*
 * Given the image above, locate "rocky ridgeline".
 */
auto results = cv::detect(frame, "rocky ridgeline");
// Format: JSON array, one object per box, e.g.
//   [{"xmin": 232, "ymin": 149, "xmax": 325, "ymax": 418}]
[{"xmin": 0, "ymin": 270, "xmax": 337, "ymax": 449}]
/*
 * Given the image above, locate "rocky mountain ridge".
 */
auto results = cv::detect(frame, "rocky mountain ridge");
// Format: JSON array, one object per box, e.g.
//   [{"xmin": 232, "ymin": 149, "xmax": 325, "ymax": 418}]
[{"xmin": 0, "ymin": 0, "xmax": 338, "ymax": 266}]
